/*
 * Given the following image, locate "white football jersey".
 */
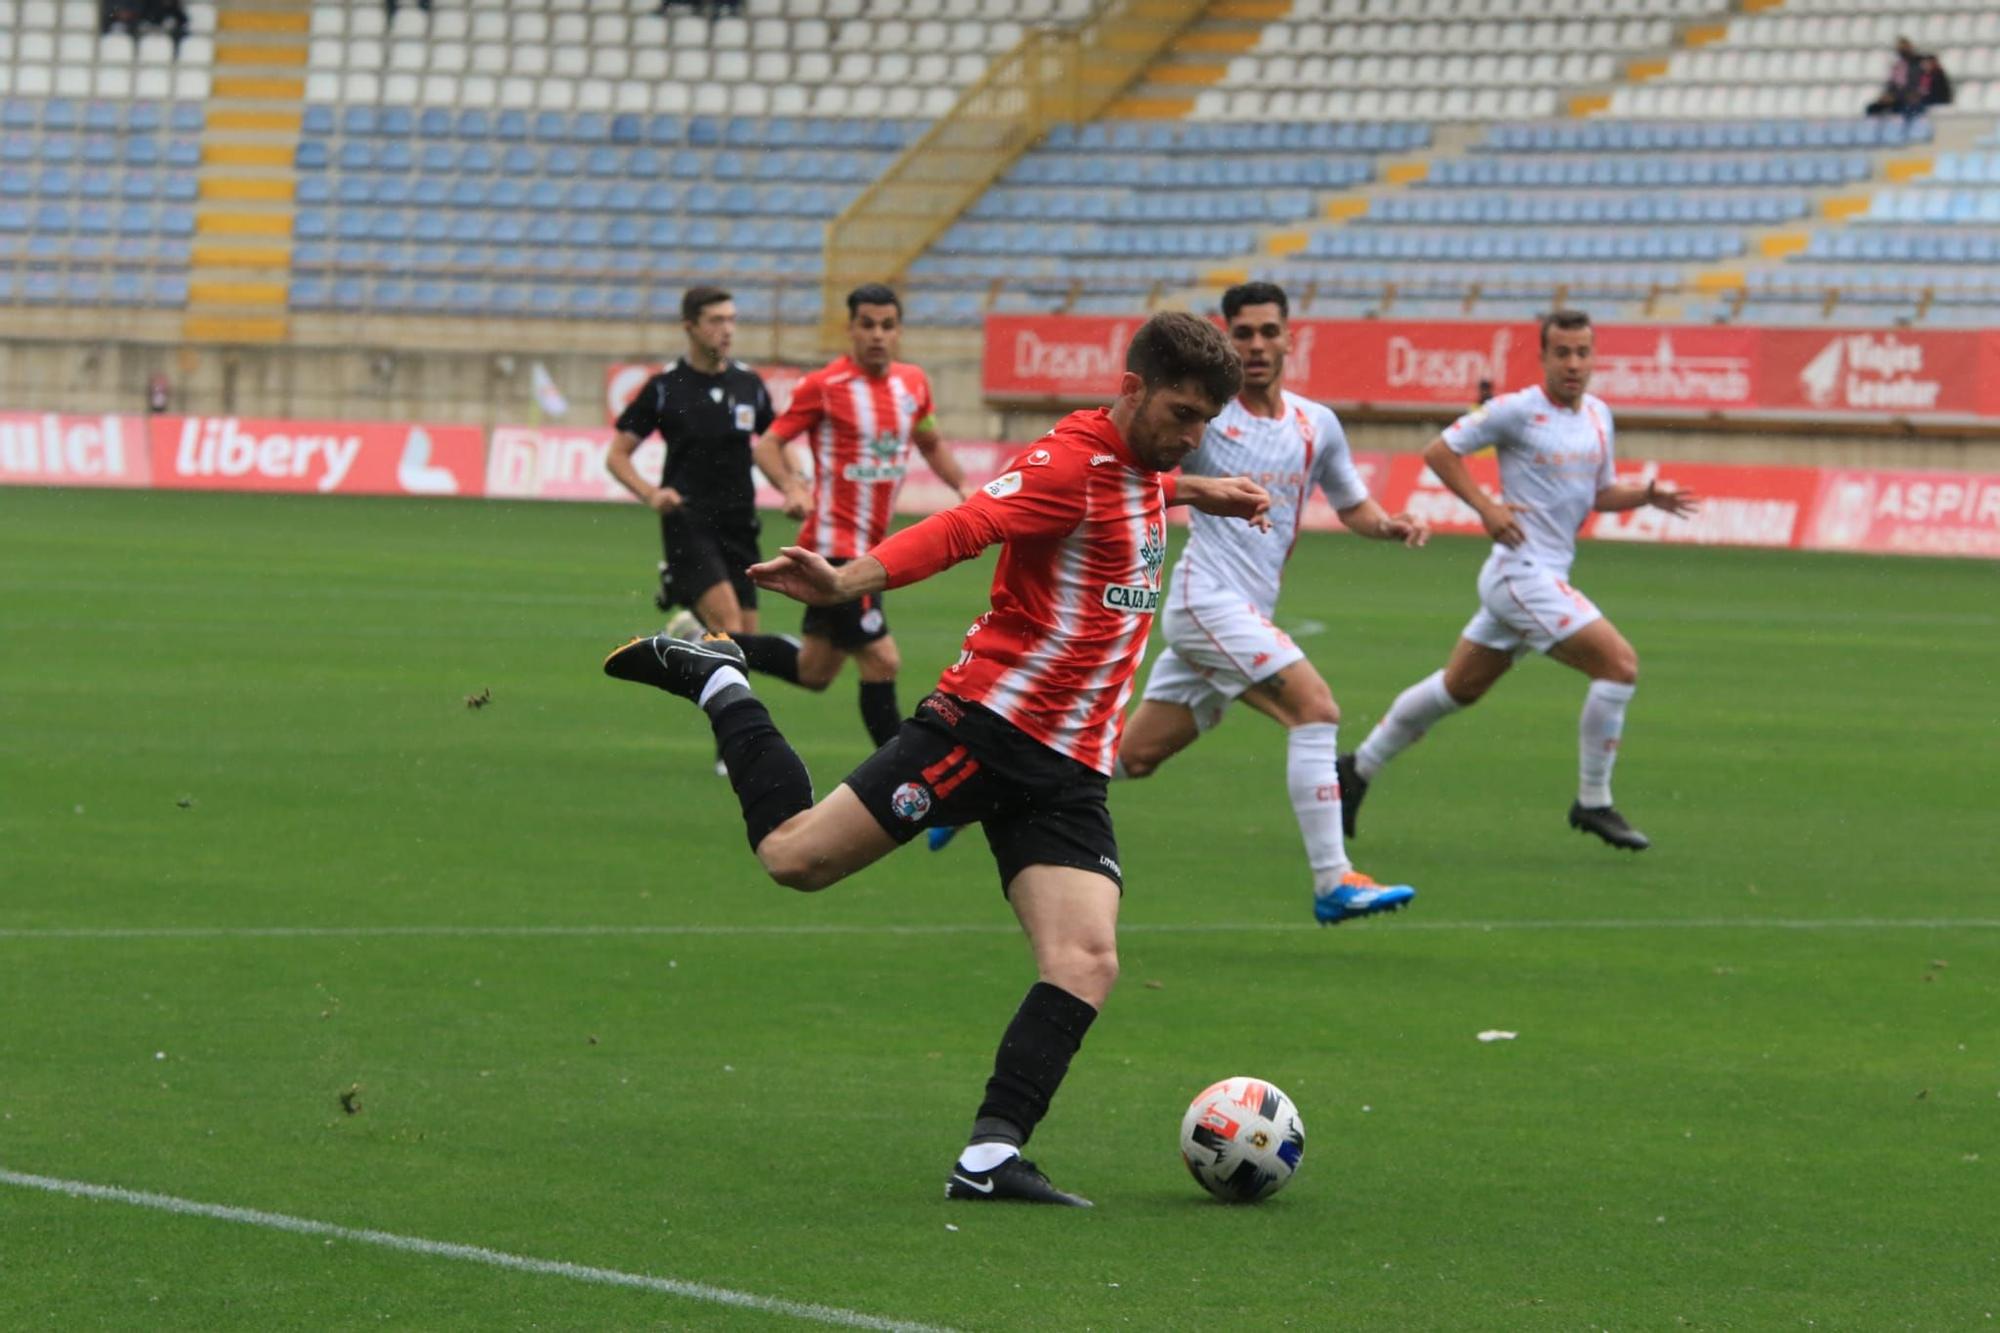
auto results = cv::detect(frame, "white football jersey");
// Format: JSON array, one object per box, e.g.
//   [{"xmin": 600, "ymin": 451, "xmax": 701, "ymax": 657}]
[
  {"xmin": 1442, "ymin": 384, "xmax": 1615, "ymax": 576},
  {"xmin": 1170, "ymin": 390, "xmax": 1369, "ymax": 614}
]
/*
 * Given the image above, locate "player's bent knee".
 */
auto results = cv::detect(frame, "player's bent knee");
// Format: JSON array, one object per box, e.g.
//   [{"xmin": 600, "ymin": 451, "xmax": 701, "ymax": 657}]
[
  {"xmin": 1118, "ymin": 748, "xmax": 1161, "ymax": 779},
  {"xmin": 1045, "ymin": 945, "xmax": 1119, "ymax": 1007},
  {"xmin": 754, "ymin": 831, "xmax": 834, "ymax": 893}
]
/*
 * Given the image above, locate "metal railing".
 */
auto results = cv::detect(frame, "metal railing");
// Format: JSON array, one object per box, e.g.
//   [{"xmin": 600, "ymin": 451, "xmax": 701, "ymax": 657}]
[{"xmin": 820, "ymin": 0, "xmax": 1210, "ymax": 346}]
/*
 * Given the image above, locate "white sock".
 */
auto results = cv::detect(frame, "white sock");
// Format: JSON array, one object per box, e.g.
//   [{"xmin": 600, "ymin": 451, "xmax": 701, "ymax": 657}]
[
  {"xmin": 1355, "ymin": 670, "xmax": 1463, "ymax": 780},
  {"xmin": 957, "ymin": 1141, "xmax": 1019, "ymax": 1173},
  {"xmin": 1286, "ymin": 722, "xmax": 1350, "ymax": 893},
  {"xmin": 1578, "ymin": 679, "xmax": 1635, "ymax": 808},
  {"xmin": 696, "ymin": 666, "xmax": 749, "ymax": 707}
]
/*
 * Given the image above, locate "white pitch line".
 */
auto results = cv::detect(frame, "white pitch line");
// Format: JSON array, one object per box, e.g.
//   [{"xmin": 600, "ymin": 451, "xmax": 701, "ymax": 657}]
[
  {"xmin": 0, "ymin": 918, "xmax": 1995, "ymax": 942},
  {"xmin": 0, "ymin": 1168, "xmax": 956, "ymax": 1333}
]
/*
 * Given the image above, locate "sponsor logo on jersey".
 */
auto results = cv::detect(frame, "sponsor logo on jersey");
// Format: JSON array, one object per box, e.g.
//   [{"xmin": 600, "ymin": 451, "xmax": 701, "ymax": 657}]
[
  {"xmin": 1101, "ymin": 583, "xmax": 1160, "ymax": 612},
  {"xmin": 1024, "ymin": 448, "xmax": 1051, "ymax": 467},
  {"xmin": 841, "ymin": 461, "xmax": 909, "ymax": 482},
  {"xmin": 889, "ymin": 782, "xmax": 933, "ymax": 822},
  {"xmin": 1088, "ymin": 453, "xmax": 1117, "ymax": 467},
  {"xmin": 984, "ymin": 470, "xmax": 1023, "ymax": 498},
  {"xmin": 1098, "ymin": 854, "xmax": 1123, "ymax": 879},
  {"xmin": 1139, "ymin": 519, "xmax": 1167, "ymax": 583},
  {"xmin": 734, "ymin": 404, "xmax": 756, "ymax": 431}
]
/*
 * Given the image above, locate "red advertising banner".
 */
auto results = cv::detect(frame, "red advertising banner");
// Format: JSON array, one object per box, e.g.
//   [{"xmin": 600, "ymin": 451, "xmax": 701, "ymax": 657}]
[
  {"xmin": 983, "ymin": 315, "xmax": 2000, "ymax": 422},
  {"xmin": 1757, "ymin": 328, "xmax": 1985, "ymax": 417},
  {"xmin": 1806, "ymin": 467, "xmax": 2000, "ymax": 557},
  {"xmin": 0, "ymin": 412, "xmax": 151, "ymax": 488},
  {"xmin": 603, "ymin": 361, "xmax": 807, "ymax": 424},
  {"xmin": 1307, "ymin": 320, "xmax": 1527, "ymax": 408},
  {"xmin": 149, "ymin": 416, "xmax": 487, "ymax": 497},
  {"xmin": 8, "ymin": 404, "xmax": 1999, "ymax": 561}
]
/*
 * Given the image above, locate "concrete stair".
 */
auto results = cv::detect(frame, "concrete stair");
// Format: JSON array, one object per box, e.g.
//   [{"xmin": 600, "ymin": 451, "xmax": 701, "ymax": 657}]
[
  {"xmin": 1103, "ymin": 0, "xmax": 1268, "ymax": 120},
  {"xmin": 184, "ymin": 0, "xmax": 309, "ymax": 343}
]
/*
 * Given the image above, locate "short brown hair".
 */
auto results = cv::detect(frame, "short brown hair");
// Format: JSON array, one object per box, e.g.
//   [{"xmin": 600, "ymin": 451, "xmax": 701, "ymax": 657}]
[
  {"xmin": 682, "ymin": 285, "xmax": 732, "ymax": 324},
  {"xmin": 1539, "ymin": 308, "xmax": 1592, "ymax": 351},
  {"xmin": 1126, "ymin": 311, "xmax": 1241, "ymax": 405}
]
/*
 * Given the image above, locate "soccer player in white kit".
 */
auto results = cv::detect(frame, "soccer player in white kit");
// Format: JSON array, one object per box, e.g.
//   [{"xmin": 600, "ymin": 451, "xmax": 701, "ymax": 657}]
[
  {"xmin": 1118, "ymin": 282, "xmax": 1431, "ymax": 925},
  {"xmin": 1340, "ymin": 310, "xmax": 1700, "ymax": 851}
]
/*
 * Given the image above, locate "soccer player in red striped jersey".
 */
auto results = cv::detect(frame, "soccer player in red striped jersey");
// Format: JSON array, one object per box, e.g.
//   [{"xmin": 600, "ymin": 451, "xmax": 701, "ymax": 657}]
[
  {"xmin": 720, "ymin": 284, "xmax": 975, "ymax": 750},
  {"xmin": 604, "ymin": 313, "xmax": 1270, "ymax": 1206}
]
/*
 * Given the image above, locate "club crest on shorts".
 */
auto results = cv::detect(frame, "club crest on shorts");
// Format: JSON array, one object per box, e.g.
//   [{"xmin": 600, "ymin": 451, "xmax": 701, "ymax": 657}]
[
  {"xmin": 860, "ymin": 607, "xmax": 885, "ymax": 634},
  {"xmin": 890, "ymin": 782, "xmax": 933, "ymax": 822}
]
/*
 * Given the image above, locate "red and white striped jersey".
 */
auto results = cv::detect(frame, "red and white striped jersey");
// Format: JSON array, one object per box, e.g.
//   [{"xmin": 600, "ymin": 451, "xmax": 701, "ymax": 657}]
[
  {"xmin": 767, "ymin": 354, "xmax": 935, "ymax": 559},
  {"xmin": 870, "ymin": 408, "xmax": 1176, "ymax": 775}
]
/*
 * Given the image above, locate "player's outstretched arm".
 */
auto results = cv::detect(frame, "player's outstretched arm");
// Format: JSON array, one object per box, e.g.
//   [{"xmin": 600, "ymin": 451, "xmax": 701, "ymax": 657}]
[
  {"xmin": 1336, "ymin": 498, "xmax": 1430, "ymax": 548},
  {"xmin": 1595, "ymin": 478, "xmax": 1702, "ymax": 516},
  {"xmin": 1174, "ymin": 474, "xmax": 1273, "ymax": 531},
  {"xmin": 749, "ymin": 547, "xmax": 885, "ymax": 607},
  {"xmin": 1422, "ymin": 438, "xmax": 1527, "ymax": 547}
]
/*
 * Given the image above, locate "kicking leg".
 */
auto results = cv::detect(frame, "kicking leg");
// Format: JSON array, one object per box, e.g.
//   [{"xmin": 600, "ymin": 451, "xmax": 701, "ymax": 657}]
[{"xmin": 603, "ymin": 632, "xmax": 897, "ymax": 884}]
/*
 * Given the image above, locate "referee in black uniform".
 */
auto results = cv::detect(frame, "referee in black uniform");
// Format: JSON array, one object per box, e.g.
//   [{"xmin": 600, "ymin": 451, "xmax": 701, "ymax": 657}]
[{"xmin": 607, "ymin": 286, "xmax": 776, "ymax": 636}]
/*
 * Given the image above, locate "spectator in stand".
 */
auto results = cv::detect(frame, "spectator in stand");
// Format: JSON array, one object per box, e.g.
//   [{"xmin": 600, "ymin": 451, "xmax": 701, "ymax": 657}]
[
  {"xmin": 386, "ymin": 0, "xmax": 432, "ymax": 17},
  {"xmin": 148, "ymin": 0, "xmax": 189, "ymax": 55},
  {"xmin": 1866, "ymin": 37, "xmax": 1951, "ymax": 118},
  {"xmin": 102, "ymin": 1, "xmax": 188, "ymax": 56}
]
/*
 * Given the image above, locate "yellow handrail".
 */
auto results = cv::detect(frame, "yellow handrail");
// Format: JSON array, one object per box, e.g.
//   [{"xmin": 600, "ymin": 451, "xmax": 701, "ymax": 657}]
[{"xmin": 821, "ymin": 0, "xmax": 1211, "ymax": 346}]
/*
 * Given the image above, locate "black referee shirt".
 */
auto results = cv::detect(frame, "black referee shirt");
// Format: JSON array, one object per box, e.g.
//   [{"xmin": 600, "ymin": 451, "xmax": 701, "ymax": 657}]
[{"xmin": 614, "ymin": 358, "xmax": 775, "ymax": 526}]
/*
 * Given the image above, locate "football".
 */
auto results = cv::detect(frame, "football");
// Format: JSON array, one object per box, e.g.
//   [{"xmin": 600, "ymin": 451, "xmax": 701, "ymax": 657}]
[{"xmin": 1179, "ymin": 1076, "xmax": 1306, "ymax": 1203}]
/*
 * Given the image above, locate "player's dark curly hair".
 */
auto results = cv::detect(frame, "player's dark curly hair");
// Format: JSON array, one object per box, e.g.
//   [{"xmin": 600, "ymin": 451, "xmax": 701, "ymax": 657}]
[
  {"xmin": 1539, "ymin": 308, "xmax": 1592, "ymax": 350},
  {"xmin": 1221, "ymin": 281, "xmax": 1289, "ymax": 322},
  {"xmin": 846, "ymin": 283, "xmax": 902, "ymax": 318},
  {"xmin": 681, "ymin": 285, "xmax": 732, "ymax": 324},
  {"xmin": 1126, "ymin": 311, "xmax": 1243, "ymax": 406}
]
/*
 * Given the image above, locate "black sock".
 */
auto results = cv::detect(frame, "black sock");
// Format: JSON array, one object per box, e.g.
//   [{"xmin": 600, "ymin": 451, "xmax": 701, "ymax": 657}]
[
  {"xmin": 704, "ymin": 687, "xmax": 814, "ymax": 850},
  {"xmin": 734, "ymin": 633, "xmax": 801, "ymax": 684},
  {"xmin": 970, "ymin": 982, "xmax": 1099, "ymax": 1149},
  {"xmin": 859, "ymin": 679, "xmax": 901, "ymax": 748}
]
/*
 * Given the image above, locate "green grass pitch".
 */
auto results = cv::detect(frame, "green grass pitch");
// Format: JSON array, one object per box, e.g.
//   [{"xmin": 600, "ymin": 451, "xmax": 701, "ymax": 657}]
[{"xmin": 2, "ymin": 485, "xmax": 1995, "ymax": 1330}]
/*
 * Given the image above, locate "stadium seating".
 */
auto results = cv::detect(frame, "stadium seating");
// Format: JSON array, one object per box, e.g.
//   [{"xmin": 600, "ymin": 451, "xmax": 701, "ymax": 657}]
[
  {"xmin": 301, "ymin": 0, "xmax": 1079, "ymax": 120},
  {"xmin": 288, "ymin": 108, "xmax": 922, "ymax": 322},
  {"xmin": 3, "ymin": 0, "xmax": 1998, "ymax": 328}
]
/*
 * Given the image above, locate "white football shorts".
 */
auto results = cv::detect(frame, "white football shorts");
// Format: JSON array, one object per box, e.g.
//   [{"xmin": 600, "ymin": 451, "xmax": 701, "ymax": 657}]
[
  {"xmin": 1141, "ymin": 589, "xmax": 1307, "ymax": 732},
  {"xmin": 1461, "ymin": 556, "xmax": 1603, "ymax": 656}
]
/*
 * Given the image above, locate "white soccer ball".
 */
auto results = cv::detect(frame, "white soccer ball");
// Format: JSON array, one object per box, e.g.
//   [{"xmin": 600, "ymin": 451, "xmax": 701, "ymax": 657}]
[{"xmin": 1179, "ymin": 1076, "xmax": 1305, "ymax": 1203}]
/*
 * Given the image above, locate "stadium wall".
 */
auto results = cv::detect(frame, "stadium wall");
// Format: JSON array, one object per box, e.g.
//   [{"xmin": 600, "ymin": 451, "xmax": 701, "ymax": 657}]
[{"xmin": 5, "ymin": 409, "xmax": 1997, "ymax": 560}]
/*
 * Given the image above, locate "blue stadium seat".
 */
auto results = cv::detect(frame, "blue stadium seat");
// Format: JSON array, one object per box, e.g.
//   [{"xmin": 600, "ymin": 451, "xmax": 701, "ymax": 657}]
[
  {"xmin": 342, "ymin": 106, "xmax": 378, "ymax": 137},
  {"xmin": 460, "ymin": 143, "xmax": 495, "ymax": 173},
  {"xmin": 646, "ymin": 114, "xmax": 683, "ymax": 145},
  {"xmin": 383, "ymin": 108, "xmax": 414, "ymax": 138},
  {"xmin": 495, "ymin": 110, "xmax": 528, "ymax": 141},
  {"xmin": 573, "ymin": 113, "xmax": 608, "ymax": 142},
  {"xmin": 610, "ymin": 113, "xmax": 642, "ymax": 144},
  {"xmin": 456, "ymin": 109, "xmax": 491, "ymax": 139},
  {"xmin": 169, "ymin": 103, "xmax": 203, "ymax": 134},
  {"xmin": 295, "ymin": 141, "xmax": 328, "ymax": 171}
]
